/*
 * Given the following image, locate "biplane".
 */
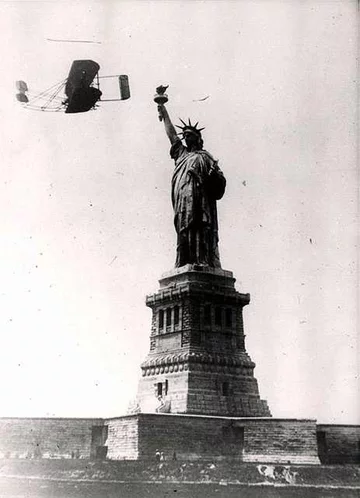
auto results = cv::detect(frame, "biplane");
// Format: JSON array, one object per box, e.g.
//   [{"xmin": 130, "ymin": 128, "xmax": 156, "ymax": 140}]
[{"xmin": 15, "ymin": 60, "xmax": 130, "ymax": 113}]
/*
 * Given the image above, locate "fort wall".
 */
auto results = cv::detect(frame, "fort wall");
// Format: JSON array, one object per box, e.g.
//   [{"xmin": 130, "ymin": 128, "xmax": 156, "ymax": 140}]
[
  {"xmin": 317, "ymin": 424, "xmax": 360, "ymax": 464},
  {"xmin": 0, "ymin": 417, "xmax": 103, "ymax": 460},
  {"xmin": 0, "ymin": 417, "xmax": 358, "ymax": 464}
]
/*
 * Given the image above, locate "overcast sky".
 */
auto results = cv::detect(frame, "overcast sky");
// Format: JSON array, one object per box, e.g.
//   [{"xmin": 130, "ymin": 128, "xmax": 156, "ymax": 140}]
[{"xmin": 0, "ymin": 0, "xmax": 358, "ymax": 424}]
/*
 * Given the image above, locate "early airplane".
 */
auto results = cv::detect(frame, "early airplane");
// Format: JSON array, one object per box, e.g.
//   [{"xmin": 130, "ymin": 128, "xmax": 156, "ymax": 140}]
[{"xmin": 15, "ymin": 60, "xmax": 130, "ymax": 113}]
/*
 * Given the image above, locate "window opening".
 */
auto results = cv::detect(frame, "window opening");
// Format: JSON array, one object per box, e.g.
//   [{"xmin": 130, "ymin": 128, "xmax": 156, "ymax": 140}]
[
  {"xmin": 159, "ymin": 310, "xmax": 164, "ymax": 330},
  {"xmin": 166, "ymin": 308, "xmax": 172, "ymax": 327},
  {"xmin": 204, "ymin": 304, "xmax": 211, "ymax": 325},
  {"xmin": 222, "ymin": 381, "xmax": 229, "ymax": 396},
  {"xmin": 215, "ymin": 307, "xmax": 222, "ymax": 326},
  {"xmin": 174, "ymin": 305, "xmax": 179, "ymax": 326},
  {"xmin": 225, "ymin": 308, "xmax": 233, "ymax": 327}
]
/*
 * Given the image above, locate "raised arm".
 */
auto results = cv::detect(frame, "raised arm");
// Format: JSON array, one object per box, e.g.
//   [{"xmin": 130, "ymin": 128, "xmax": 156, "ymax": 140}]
[{"xmin": 158, "ymin": 104, "xmax": 179, "ymax": 145}]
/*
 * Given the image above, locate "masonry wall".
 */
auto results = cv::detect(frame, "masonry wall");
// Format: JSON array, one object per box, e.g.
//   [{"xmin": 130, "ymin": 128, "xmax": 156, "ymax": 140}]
[
  {"xmin": 317, "ymin": 424, "xmax": 360, "ymax": 464},
  {"xmin": 136, "ymin": 371, "xmax": 189, "ymax": 413},
  {"xmin": 0, "ymin": 418, "xmax": 102, "ymax": 459},
  {"xmin": 187, "ymin": 370, "xmax": 270, "ymax": 417},
  {"xmin": 133, "ymin": 413, "xmax": 320, "ymax": 464},
  {"xmin": 1, "ymin": 415, "xmax": 358, "ymax": 464},
  {"xmin": 137, "ymin": 413, "xmax": 241, "ymax": 461},
  {"xmin": 105, "ymin": 416, "xmax": 139, "ymax": 460},
  {"xmin": 239, "ymin": 418, "xmax": 320, "ymax": 464}
]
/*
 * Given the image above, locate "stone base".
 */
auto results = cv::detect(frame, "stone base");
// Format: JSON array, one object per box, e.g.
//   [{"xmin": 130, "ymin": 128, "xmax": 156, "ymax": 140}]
[
  {"xmin": 2, "ymin": 416, "xmax": 360, "ymax": 464},
  {"xmin": 105, "ymin": 413, "xmax": 320, "ymax": 465},
  {"xmin": 136, "ymin": 264, "xmax": 270, "ymax": 417},
  {"xmin": 159, "ymin": 264, "xmax": 236, "ymax": 290}
]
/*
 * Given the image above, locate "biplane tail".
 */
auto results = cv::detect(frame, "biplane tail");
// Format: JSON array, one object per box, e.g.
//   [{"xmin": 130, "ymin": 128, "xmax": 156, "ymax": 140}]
[{"xmin": 15, "ymin": 80, "xmax": 29, "ymax": 103}]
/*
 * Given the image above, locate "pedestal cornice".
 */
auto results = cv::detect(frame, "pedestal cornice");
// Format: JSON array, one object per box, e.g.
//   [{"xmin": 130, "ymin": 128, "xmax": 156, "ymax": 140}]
[{"xmin": 146, "ymin": 264, "xmax": 250, "ymax": 308}]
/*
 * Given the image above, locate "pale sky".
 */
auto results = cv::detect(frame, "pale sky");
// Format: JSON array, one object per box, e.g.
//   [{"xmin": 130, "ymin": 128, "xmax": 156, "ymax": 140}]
[{"xmin": 0, "ymin": 0, "xmax": 358, "ymax": 424}]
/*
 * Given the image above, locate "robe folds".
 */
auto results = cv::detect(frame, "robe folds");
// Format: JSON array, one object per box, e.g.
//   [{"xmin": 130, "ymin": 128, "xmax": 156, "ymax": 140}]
[{"xmin": 170, "ymin": 139, "xmax": 226, "ymax": 268}]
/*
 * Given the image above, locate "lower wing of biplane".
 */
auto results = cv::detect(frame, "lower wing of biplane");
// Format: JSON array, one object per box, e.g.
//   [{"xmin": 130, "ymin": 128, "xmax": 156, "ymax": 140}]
[{"xmin": 15, "ymin": 60, "xmax": 130, "ymax": 113}]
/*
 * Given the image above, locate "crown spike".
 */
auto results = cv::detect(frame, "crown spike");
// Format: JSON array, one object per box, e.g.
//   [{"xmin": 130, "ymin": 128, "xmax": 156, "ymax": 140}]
[{"xmin": 176, "ymin": 117, "xmax": 204, "ymax": 136}]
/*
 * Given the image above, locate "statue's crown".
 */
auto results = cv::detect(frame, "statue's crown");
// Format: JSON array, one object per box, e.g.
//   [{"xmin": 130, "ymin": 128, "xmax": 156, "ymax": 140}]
[{"xmin": 176, "ymin": 118, "xmax": 205, "ymax": 138}]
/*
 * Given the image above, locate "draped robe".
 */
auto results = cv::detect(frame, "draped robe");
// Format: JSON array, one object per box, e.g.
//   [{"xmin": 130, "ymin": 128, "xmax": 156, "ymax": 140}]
[{"xmin": 170, "ymin": 139, "xmax": 226, "ymax": 268}]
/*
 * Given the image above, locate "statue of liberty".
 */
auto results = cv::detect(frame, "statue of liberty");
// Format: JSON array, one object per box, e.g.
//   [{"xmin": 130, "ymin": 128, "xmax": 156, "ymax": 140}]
[{"xmin": 156, "ymin": 88, "xmax": 226, "ymax": 268}]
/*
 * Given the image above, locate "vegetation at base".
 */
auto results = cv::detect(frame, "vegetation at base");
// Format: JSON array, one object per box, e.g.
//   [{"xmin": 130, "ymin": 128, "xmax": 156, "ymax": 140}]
[
  {"xmin": 0, "ymin": 459, "xmax": 359, "ymax": 488},
  {"xmin": 1, "ymin": 478, "xmax": 360, "ymax": 498}
]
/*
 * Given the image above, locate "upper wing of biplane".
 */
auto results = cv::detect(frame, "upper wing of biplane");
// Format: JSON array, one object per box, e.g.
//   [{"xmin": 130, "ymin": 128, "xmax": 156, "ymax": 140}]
[{"xmin": 15, "ymin": 60, "xmax": 130, "ymax": 113}]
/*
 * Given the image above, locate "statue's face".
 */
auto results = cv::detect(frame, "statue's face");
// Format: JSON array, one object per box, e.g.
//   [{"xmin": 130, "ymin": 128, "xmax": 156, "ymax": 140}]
[{"xmin": 184, "ymin": 131, "xmax": 198, "ymax": 149}]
